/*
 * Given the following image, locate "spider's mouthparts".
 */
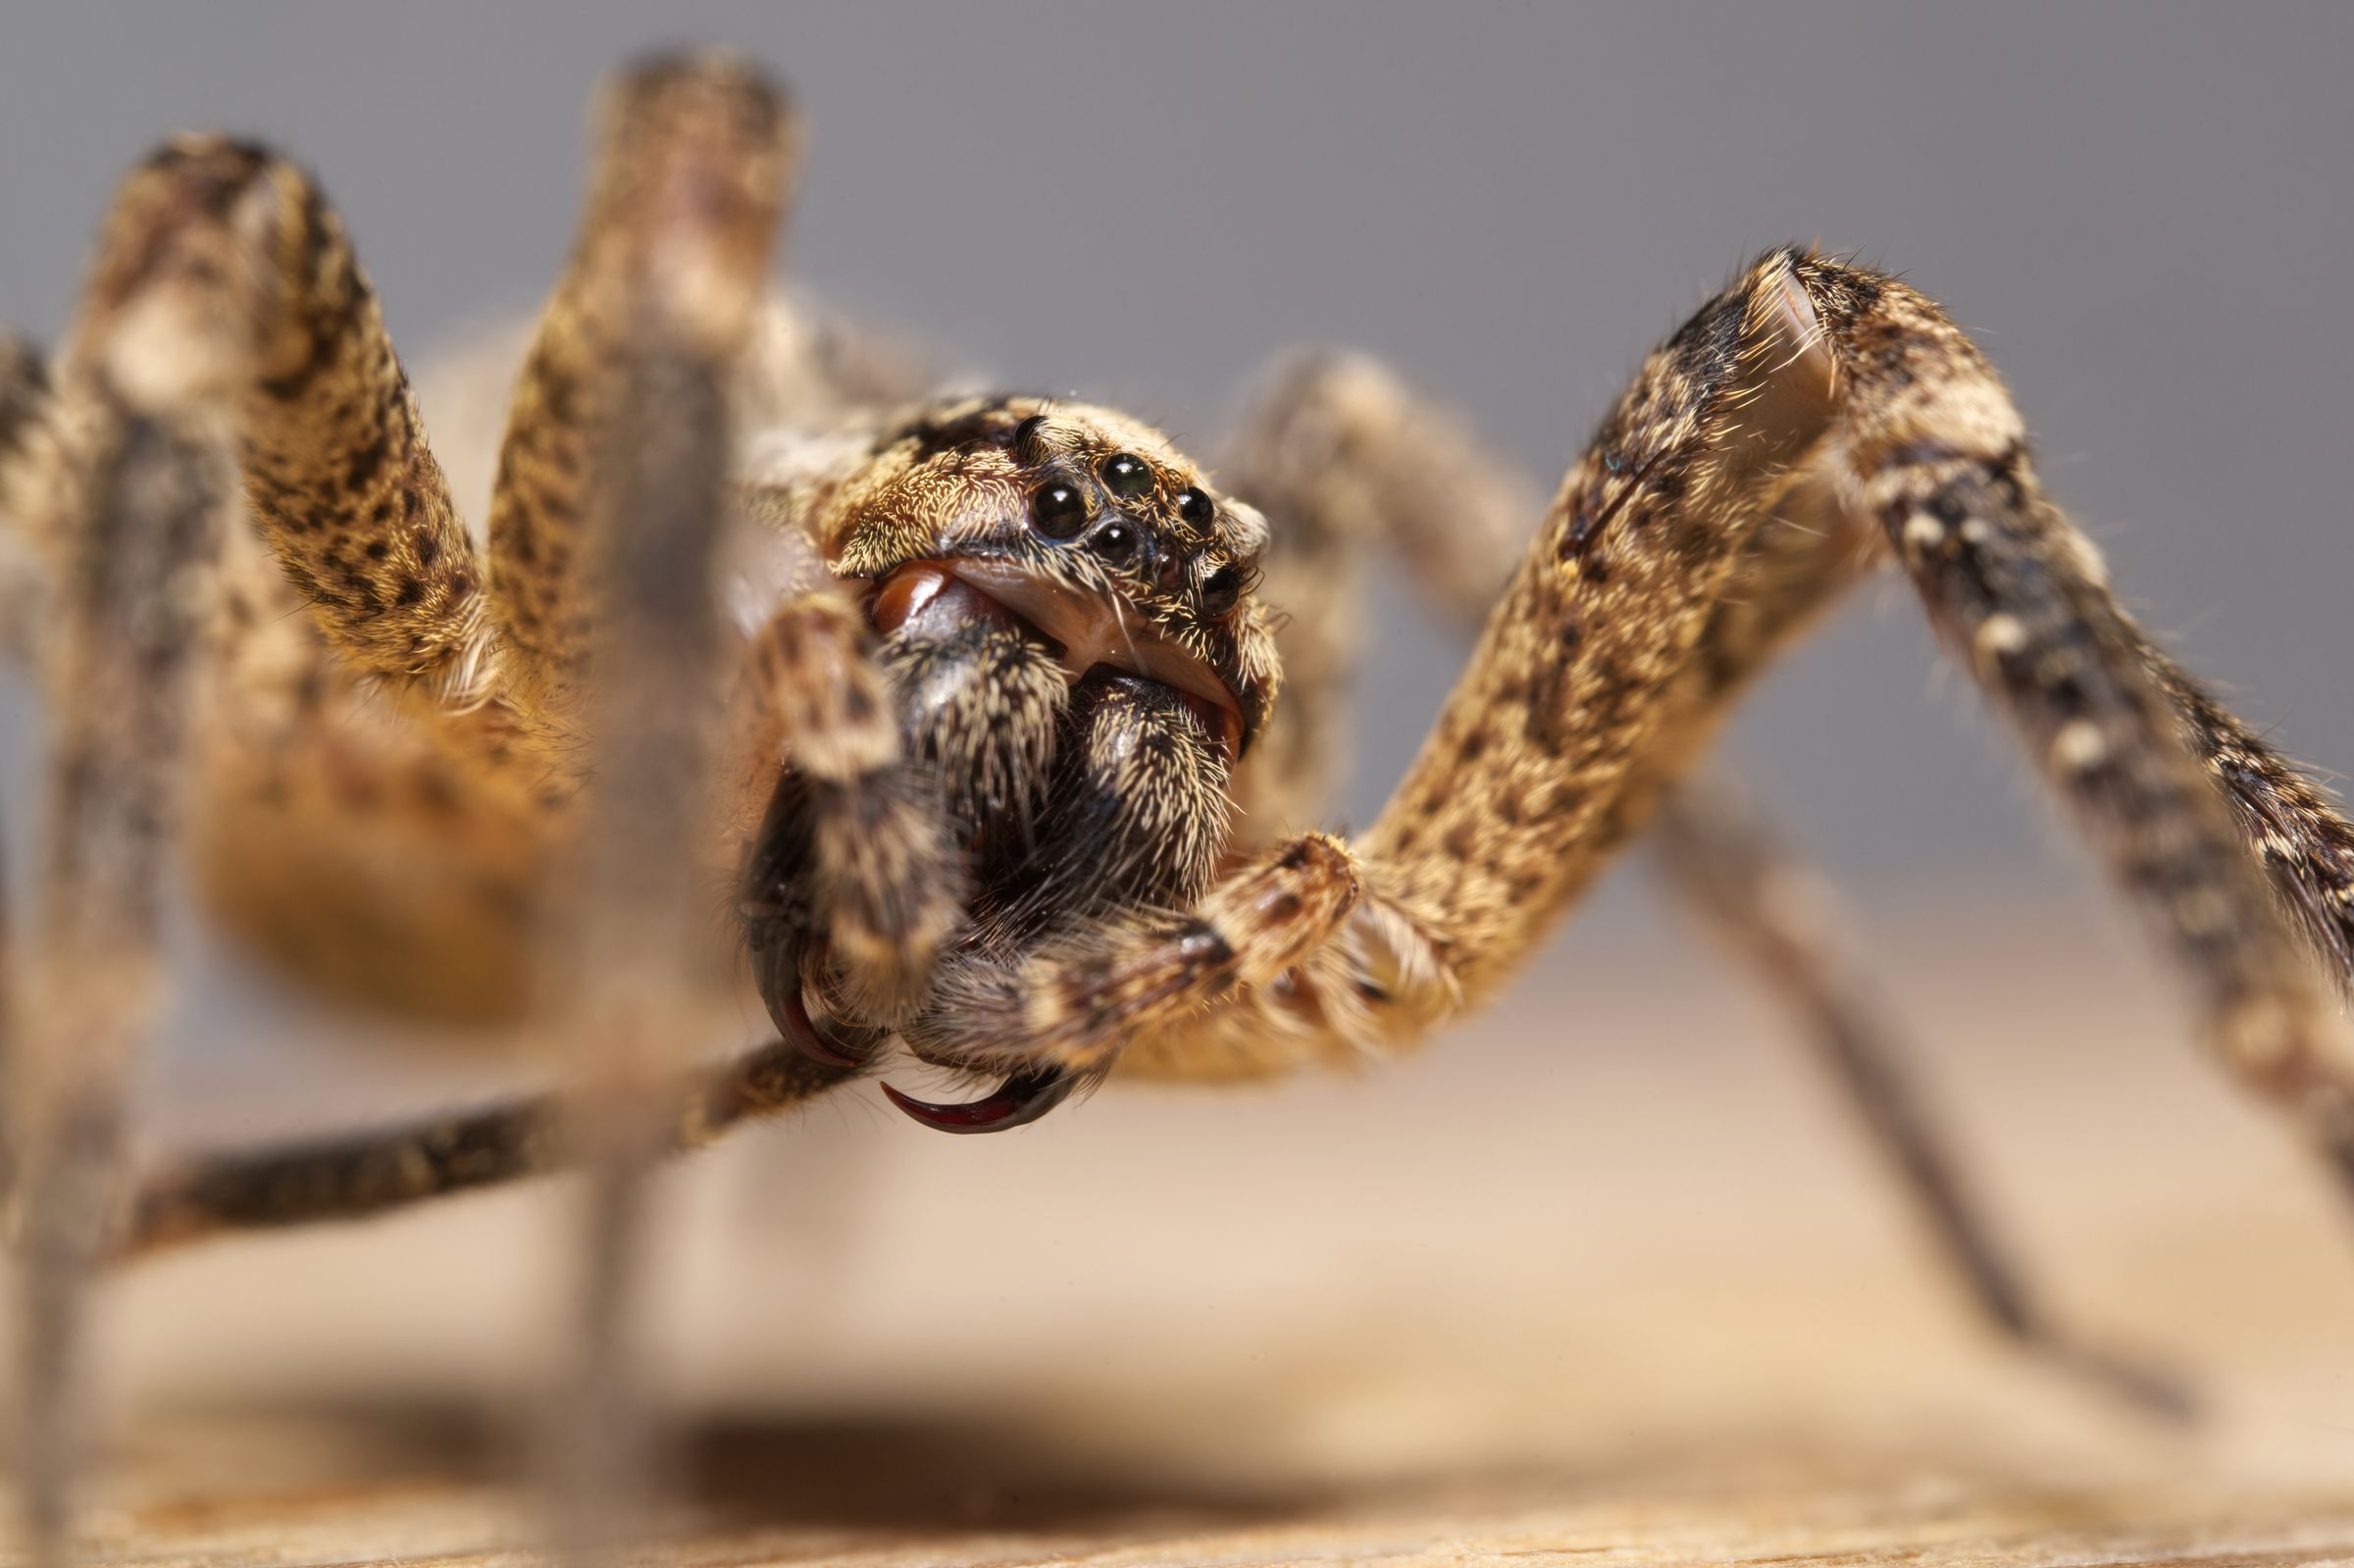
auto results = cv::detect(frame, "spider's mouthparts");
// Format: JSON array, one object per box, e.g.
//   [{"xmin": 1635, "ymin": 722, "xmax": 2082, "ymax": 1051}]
[{"xmin": 870, "ymin": 558, "xmax": 1246, "ymax": 761}]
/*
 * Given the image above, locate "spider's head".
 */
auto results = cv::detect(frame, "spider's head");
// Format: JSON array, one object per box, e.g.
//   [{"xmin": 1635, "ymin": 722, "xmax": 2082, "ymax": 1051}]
[
  {"xmin": 739, "ymin": 394, "xmax": 1281, "ymax": 1116},
  {"xmin": 777, "ymin": 395, "xmax": 1278, "ymax": 757}
]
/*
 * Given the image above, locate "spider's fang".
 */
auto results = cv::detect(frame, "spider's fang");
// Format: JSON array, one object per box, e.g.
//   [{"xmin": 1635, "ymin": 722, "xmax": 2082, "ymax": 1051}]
[
  {"xmin": 881, "ymin": 1067, "xmax": 1078, "ymax": 1134},
  {"xmin": 779, "ymin": 983, "xmax": 870, "ymax": 1069}
]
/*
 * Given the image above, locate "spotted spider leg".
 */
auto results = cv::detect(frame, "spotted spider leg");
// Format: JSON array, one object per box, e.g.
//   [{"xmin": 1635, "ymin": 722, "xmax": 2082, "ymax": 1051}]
[
  {"xmin": 117, "ymin": 583, "xmax": 947, "ymax": 1257},
  {"xmin": 893, "ymin": 256, "xmax": 1850, "ymax": 1078},
  {"xmin": 0, "ymin": 139, "xmax": 566, "ymax": 1252},
  {"xmin": 0, "ymin": 133, "xmax": 588, "ymax": 1031},
  {"xmin": 1211, "ymin": 349, "xmax": 2184, "ymax": 1414},
  {"xmin": 3, "ymin": 227, "xmax": 234, "ymax": 1562},
  {"xmin": 0, "ymin": 336, "xmax": 44, "ymax": 1222},
  {"xmin": 404, "ymin": 55, "xmax": 809, "ymax": 1565},
  {"xmin": 91, "ymin": 252, "xmax": 2354, "ymax": 1259},
  {"xmin": 1218, "ymin": 350, "xmax": 1545, "ymax": 838},
  {"xmin": 903, "ymin": 251, "xmax": 2354, "ymax": 1204},
  {"xmin": 110, "ymin": 59, "xmax": 965, "ymax": 1255}
]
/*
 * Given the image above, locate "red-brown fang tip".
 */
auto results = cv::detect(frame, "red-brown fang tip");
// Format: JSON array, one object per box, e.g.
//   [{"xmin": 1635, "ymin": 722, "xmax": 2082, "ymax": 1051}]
[{"xmin": 882, "ymin": 1067, "xmax": 1078, "ymax": 1134}]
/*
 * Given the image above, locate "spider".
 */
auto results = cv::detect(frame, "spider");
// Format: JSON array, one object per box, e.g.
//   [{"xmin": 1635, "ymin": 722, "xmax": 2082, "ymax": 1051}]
[{"xmin": 7, "ymin": 46, "xmax": 2354, "ymax": 1558}]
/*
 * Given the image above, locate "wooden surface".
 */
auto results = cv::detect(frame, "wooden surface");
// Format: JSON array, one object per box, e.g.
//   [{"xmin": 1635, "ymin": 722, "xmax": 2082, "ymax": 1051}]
[{"xmin": 8, "ymin": 902, "xmax": 2354, "ymax": 1564}]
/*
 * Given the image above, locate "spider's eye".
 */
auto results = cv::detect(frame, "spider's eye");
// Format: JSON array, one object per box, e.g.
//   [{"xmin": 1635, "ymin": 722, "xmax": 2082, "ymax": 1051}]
[
  {"xmin": 1101, "ymin": 452, "xmax": 1153, "ymax": 499},
  {"xmin": 1089, "ymin": 519, "xmax": 1141, "ymax": 566},
  {"xmin": 1200, "ymin": 561, "xmax": 1243, "ymax": 618},
  {"xmin": 1031, "ymin": 481, "xmax": 1090, "ymax": 540},
  {"xmin": 1176, "ymin": 487, "xmax": 1215, "ymax": 527}
]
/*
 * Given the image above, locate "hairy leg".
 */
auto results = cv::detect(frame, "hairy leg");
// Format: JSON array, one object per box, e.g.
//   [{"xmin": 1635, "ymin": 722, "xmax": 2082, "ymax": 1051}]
[
  {"xmin": 929, "ymin": 252, "xmax": 2354, "ymax": 1199},
  {"xmin": 97, "ymin": 254, "xmax": 2354, "ymax": 1257},
  {"xmin": 477, "ymin": 54, "xmax": 801, "ymax": 1567},
  {"xmin": 1220, "ymin": 350, "xmax": 1540, "ymax": 835},
  {"xmin": 90, "ymin": 138, "xmax": 508, "ymax": 721},
  {"xmin": 0, "ymin": 334, "xmax": 51, "ymax": 658},
  {"xmin": 7, "ymin": 244, "xmax": 234, "ymax": 1564},
  {"xmin": 1213, "ymin": 349, "xmax": 2182, "ymax": 1411},
  {"xmin": 1813, "ymin": 260, "xmax": 2353, "ymax": 1152},
  {"xmin": 0, "ymin": 137, "xmax": 588, "ymax": 1026},
  {"xmin": 486, "ymin": 61, "xmax": 802, "ymax": 721},
  {"xmin": 125, "ymin": 1038, "xmax": 845, "ymax": 1257}
]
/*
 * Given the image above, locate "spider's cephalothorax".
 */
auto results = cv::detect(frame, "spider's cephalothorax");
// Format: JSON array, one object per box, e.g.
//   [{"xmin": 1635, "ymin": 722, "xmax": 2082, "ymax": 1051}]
[{"xmin": 739, "ymin": 396, "xmax": 1280, "ymax": 1123}]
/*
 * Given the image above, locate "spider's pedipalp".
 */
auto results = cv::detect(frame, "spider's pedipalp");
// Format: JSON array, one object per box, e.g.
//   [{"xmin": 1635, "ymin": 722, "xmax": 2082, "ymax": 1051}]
[
  {"xmin": 733, "ymin": 590, "xmax": 969, "ymax": 1033},
  {"xmin": 898, "ymin": 832, "xmax": 1364, "ymax": 1083}
]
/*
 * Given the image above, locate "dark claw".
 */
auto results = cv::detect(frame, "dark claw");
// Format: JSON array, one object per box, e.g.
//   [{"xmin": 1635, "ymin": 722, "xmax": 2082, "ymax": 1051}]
[
  {"xmin": 779, "ymin": 984, "xmax": 869, "ymax": 1070},
  {"xmin": 882, "ymin": 1067, "xmax": 1079, "ymax": 1134}
]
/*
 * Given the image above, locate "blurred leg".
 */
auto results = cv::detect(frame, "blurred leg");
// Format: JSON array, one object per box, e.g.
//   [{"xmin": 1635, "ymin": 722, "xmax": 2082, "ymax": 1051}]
[
  {"xmin": 521, "ymin": 54, "xmax": 796, "ymax": 1567},
  {"xmin": 9, "ymin": 275, "xmax": 233, "ymax": 1562}
]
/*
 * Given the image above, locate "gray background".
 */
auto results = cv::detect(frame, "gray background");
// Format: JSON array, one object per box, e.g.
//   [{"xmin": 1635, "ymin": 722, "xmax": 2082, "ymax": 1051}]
[{"xmin": 3, "ymin": 1, "xmax": 2350, "ymax": 1004}]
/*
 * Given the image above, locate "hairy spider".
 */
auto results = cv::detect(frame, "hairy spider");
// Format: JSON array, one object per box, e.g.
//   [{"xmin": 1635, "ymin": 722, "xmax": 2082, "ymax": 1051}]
[{"xmin": 7, "ymin": 46, "xmax": 2354, "ymax": 1557}]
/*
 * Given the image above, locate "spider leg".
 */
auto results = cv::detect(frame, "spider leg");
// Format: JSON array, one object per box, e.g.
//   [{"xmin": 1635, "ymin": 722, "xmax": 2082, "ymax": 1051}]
[
  {"xmin": 1216, "ymin": 348, "xmax": 2186, "ymax": 1414},
  {"xmin": 1350, "ymin": 251, "xmax": 2354, "ymax": 1185},
  {"xmin": 120, "ymin": 577, "xmax": 929, "ymax": 1256},
  {"xmin": 118, "ymin": 576, "xmax": 922, "ymax": 1259},
  {"xmin": 1219, "ymin": 349, "xmax": 1543, "ymax": 835},
  {"xmin": 124, "ymin": 1034, "xmax": 846, "ymax": 1256},
  {"xmin": 906, "ymin": 251, "xmax": 2354, "ymax": 1219},
  {"xmin": 0, "ymin": 134, "xmax": 583, "ymax": 1026},
  {"xmin": 489, "ymin": 53, "xmax": 798, "ymax": 1566},
  {"xmin": 0, "ymin": 333, "xmax": 52, "ymax": 658},
  {"xmin": 1816, "ymin": 259, "xmax": 2354, "ymax": 1170},
  {"xmin": 2147, "ymin": 647, "xmax": 2354, "ymax": 1000},
  {"xmin": 896, "ymin": 257, "xmax": 1849, "ymax": 1082},
  {"xmin": 6, "ymin": 247, "xmax": 234, "ymax": 1564},
  {"xmin": 119, "ymin": 574, "xmax": 962, "ymax": 1253},
  {"xmin": 485, "ymin": 59, "xmax": 803, "ymax": 722},
  {"xmin": 127, "ymin": 138, "xmax": 500, "ymax": 715}
]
